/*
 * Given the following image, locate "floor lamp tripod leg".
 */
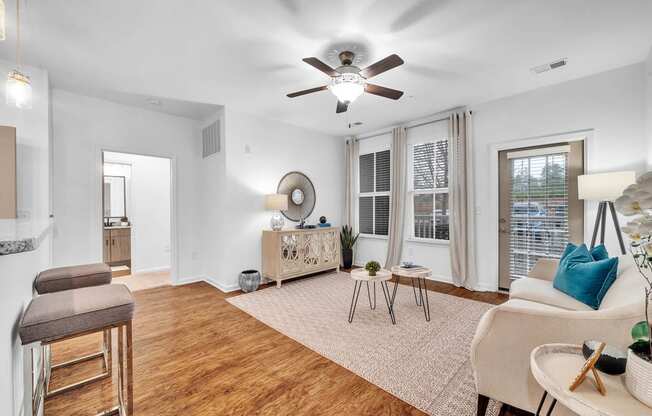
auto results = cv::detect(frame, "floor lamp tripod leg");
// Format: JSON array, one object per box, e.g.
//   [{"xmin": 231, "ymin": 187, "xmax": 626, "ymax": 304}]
[
  {"xmin": 590, "ymin": 202, "xmax": 604, "ymax": 249},
  {"xmin": 608, "ymin": 201, "xmax": 626, "ymax": 254},
  {"xmin": 600, "ymin": 201, "xmax": 607, "ymax": 245}
]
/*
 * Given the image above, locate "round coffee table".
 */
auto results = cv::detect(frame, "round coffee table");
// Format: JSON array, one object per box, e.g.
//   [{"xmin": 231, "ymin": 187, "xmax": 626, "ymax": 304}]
[
  {"xmin": 390, "ymin": 265, "xmax": 432, "ymax": 321},
  {"xmin": 348, "ymin": 268, "xmax": 395, "ymax": 324},
  {"xmin": 530, "ymin": 343, "xmax": 652, "ymax": 416}
]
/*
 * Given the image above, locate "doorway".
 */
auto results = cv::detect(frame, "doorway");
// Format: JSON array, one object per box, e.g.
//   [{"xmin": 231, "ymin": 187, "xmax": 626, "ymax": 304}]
[
  {"xmin": 498, "ymin": 141, "xmax": 584, "ymax": 290},
  {"xmin": 102, "ymin": 151, "xmax": 172, "ymax": 291}
]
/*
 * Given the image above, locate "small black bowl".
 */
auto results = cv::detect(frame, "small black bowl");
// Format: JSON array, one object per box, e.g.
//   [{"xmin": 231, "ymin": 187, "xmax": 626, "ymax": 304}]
[{"xmin": 582, "ymin": 340, "xmax": 627, "ymax": 375}]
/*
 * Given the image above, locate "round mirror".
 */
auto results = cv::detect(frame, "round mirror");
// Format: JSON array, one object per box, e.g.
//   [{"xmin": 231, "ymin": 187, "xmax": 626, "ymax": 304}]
[{"xmin": 291, "ymin": 189, "xmax": 304, "ymax": 205}]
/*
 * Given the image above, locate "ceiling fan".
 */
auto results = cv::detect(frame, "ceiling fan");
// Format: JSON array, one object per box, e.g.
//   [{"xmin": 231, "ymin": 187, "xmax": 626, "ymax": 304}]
[{"xmin": 286, "ymin": 51, "xmax": 405, "ymax": 113}]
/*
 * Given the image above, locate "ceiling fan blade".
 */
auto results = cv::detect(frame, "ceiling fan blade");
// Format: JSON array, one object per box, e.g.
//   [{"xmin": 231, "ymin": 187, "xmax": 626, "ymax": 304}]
[
  {"xmin": 336, "ymin": 100, "xmax": 349, "ymax": 113},
  {"xmin": 286, "ymin": 85, "xmax": 328, "ymax": 98},
  {"xmin": 302, "ymin": 57, "xmax": 340, "ymax": 77},
  {"xmin": 359, "ymin": 54, "xmax": 404, "ymax": 79},
  {"xmin": 365, "ymin": 83, "xmax": 404, "ymax": 100}
]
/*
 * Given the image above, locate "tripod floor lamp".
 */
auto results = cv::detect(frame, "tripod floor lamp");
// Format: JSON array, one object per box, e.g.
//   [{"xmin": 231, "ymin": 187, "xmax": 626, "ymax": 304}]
[{"xmin": 578, "ymin": 171, "xmax": 636, "ymax": 255}]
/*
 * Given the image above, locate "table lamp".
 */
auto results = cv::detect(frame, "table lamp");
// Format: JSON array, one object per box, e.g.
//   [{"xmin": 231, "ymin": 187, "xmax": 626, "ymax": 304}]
[
  {"xmin": 265, "ymin": 194, "xmax": 288, "ymax": 231},
  {"xmin": 578, "ymin": 171, "xmax": 635, "ymax": 254}
]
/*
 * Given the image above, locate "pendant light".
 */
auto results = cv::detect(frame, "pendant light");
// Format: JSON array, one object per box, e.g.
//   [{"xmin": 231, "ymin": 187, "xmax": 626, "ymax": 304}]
[{"xmin": 6, "ymin": 0, "xmax": 31, "ymax": 109}]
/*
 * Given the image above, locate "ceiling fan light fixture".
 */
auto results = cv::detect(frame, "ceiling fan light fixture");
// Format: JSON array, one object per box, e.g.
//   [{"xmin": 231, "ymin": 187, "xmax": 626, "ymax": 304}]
[
  {"xmin": 6, "ymin": 69, "xmax": 32, "ymax": 109},
  {"xmin": 329, "ymin": 73, "xmax": 364, "ymax": 103}
]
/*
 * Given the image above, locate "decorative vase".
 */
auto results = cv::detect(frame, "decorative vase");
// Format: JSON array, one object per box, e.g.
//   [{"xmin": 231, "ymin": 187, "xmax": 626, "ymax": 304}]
[
  {"xmin": 368, "ymin": 270, "xmax": 376, "ymax": 277},
  {"xmin": 342, "ymin": 248, "xmax": 353, "ymax": 269},
  {"xmin": 625, "ymin": 348, "xmax": 652, "ymax": 407},
  {"xmin": 238, "ymin": 270, "xmax": 261, "ymax": 293}
]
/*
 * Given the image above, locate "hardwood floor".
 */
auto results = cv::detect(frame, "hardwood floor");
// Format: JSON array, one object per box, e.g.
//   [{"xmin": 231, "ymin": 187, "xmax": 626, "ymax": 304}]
[{"xmin": 45, "ymin": 274, "xmax": 511, "ymax": 416}]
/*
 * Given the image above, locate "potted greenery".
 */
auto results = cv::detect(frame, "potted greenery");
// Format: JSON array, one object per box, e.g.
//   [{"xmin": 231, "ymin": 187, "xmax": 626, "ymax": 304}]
[
  {"xmin": 365, "ymin": 260, "xmax": 381, "ymax": 277},
  {"xmin": 340, "ymin": 225, "xmax": 359, "ymax": 269},
  {"xmin": 615, "ymin": 172, "xmax": 652, "ymax": 405}
]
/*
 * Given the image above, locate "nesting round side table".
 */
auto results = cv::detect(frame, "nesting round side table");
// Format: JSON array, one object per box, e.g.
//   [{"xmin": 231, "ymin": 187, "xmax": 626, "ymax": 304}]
[
  {"xmin": 348, "ymin": 268, "xmax": 396, "ymax": 324},
  {"xmin": 530, "ymin": 343, "xmax": 652, "ymax": 416},
  {"xmin": 390, "ymin": 265, "xmax": 432, "ymax": 321}
]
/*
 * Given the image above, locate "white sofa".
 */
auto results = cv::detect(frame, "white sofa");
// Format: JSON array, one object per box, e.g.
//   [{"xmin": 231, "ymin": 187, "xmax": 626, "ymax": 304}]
[{"xmin": 471, "ymin": 256, "xmax": 646, "ymax": 415}]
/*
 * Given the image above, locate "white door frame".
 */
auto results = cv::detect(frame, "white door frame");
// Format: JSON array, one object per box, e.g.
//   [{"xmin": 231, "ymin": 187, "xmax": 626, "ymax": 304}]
[
  {"xmin": 488, "ymin": 129, "xmax": 592, "ymax": 291},
  {"xmin": 97, "ymin": 147, "xmax": 179, "ymax": 284}
]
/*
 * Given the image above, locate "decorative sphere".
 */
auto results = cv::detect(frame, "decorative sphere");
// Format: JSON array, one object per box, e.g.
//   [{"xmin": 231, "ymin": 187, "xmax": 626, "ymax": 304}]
[{"xmin": 319, "ymin": 216, "xmax": 327, "ymax": 224}]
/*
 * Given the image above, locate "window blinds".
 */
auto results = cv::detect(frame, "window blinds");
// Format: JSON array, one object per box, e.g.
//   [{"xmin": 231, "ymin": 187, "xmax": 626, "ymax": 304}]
[
  {"xmin": 508, "ymin": 152, "xmax": 569, "ymax": 280},
  {"xmin": 358, "ymin": 150, "xmax": 390, "ymax": 236},
  {"xmin": 413, "ymin": 140, "xmax": 449, "ymax": 240}
]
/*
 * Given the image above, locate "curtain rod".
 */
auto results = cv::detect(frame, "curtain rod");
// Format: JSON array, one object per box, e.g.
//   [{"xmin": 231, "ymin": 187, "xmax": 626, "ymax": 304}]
[{"xmin": 355, "ymin": 116, "xmax": 449, "ymax": 142}]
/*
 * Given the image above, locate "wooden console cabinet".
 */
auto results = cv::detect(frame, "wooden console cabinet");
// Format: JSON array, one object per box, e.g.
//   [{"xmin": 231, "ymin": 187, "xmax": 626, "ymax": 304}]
[{"xmin": 262, "ymin": 228, "xmax": 340, "ymax": 287}]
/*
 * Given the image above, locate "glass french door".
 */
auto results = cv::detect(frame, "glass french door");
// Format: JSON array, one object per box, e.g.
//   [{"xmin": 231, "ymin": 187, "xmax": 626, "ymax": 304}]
[{"xmin": 498, "ymin": 142, "xmax": 584, "ymax": 290}]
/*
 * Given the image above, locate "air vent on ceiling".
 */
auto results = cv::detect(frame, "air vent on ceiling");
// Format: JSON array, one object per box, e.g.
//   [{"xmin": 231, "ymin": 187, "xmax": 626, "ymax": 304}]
[
  {"xmin": 202, "ymin": 120, "xmax": 221, "ymax": 158},
  {"xmin": 531, "ymin": 58, "xmax": 568, "ymax": 74}
]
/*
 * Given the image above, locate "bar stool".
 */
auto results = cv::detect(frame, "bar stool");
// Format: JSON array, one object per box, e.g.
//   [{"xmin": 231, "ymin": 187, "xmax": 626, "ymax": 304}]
[
  {"xmin": 20, "ymin": 284, "xmax": 135, "ymax": 416},
  {"xmin": 33, "ymin": 263, "xmax": 113, "ymax": 398}
]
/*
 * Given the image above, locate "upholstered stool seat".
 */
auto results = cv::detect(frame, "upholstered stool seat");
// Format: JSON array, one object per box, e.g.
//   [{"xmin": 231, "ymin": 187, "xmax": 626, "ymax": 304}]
[
  {"xmin": 34, "ymin": 263, "xmax": 111, "ymax": 294},
  {"xmin": 20, "ymin": 284, "xmax": 135, "ymax": 416},
  {"xmin": 20, "ymin": 284, "xmax": 134, "ymax": 344}
]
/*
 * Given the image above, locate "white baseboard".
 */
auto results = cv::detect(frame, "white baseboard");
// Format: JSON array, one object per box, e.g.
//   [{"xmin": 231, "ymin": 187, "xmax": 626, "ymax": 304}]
[
  {"xmin": 132, "ymin": 266, "xmax": 170, "ymax": 274},
  {"xmin": 204, "ymin": 276, "xmax": 240, "ymax": 293},
  {"xmin": 173, "ymin": 275, "xmax": 205, "ymax": 286}
]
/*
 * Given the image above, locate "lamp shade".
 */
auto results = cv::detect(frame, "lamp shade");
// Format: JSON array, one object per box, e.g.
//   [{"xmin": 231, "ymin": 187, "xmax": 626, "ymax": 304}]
[
  {"xmin": 265, "ymin": 194, "xmax": 288, "ymax": 211},
  {"xmin": 578, "ymin": 171, "xmax": 636, "ymax": 201}
]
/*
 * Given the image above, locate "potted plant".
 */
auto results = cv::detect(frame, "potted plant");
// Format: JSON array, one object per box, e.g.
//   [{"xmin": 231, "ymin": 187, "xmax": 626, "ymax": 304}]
[
  {"xmin": 365, "ymin": 260, "xmax": 381, "ymax": 277},
  {"xmin": 340, "ymin": 225, "xmax": 359, "ymax": 269},
  {"xmin": 615, "ymin": 172, "xmax": 652, "ymax": 405}
]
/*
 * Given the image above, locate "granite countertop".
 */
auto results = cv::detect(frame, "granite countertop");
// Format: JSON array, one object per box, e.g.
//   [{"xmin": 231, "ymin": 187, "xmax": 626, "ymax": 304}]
[{"xmin": 0, "ymin": 218, "xmax": 53, "ymax": 255}]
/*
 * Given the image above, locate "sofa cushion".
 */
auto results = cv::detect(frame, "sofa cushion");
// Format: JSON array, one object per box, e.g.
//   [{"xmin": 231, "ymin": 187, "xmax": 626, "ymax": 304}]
[
  {"xmin": 19, "ymin": 284, "xmax": 134, "ymax": 345},
  {"xmin": 35, "ymin": 263, "xmax": 112, "ymax": 294},
  {"xmin": 510, "ymin": 278, "xmax": 594, "ymax": 311},
  {"xmin": 553, "ymin": 244, "xmax": 619, "ymax": 310}
]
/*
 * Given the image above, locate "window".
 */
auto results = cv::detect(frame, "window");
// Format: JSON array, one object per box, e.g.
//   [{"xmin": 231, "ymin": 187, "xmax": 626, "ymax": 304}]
[
  {"xmin": 411, "ymin": 140, "xmax": 449, "ymax": 240},
  {"xmin": 358, "ymin": 149, "xmax": 390, "ymax": 236}
]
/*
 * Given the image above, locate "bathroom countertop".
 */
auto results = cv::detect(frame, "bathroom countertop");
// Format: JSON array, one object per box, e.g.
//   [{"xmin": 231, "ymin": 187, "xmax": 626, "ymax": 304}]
[
  {"xmin": 104, "ymin": 225, "xmax": 131, "ymax": 229},
  {"xmin": 0, "ymin": 218, "xmax": 53, "ymax": 255}
]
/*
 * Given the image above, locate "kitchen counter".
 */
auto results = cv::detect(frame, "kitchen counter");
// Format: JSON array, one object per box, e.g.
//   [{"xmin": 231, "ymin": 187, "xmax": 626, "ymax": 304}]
[
  {"xmin": 104, "ymin": 225, "xmax": 131, "ymax": 229},
  {"xmin": 0, "ymin": 218, "xmax": 53, "ymax": 255}
]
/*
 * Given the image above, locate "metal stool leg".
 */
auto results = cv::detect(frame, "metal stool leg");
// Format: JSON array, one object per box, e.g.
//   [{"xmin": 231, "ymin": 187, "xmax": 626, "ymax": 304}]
[
  {"xmin": 535, "ymin": 391, "xmax": 547, "ymax": 416},
  {"xmin": 348, "ymin": 281, "xmax": 362, "ymax": 323},
  {"xmin": 391, "ymin": 278, "xmax": 399, "ymax": 306},
  {"xmin": 546, "ymin": 399, "xmax": 557, "ymax": 416},
  {"xmin": 381, "ymin": 281, "xmax": 396, "ymax": 325},
  {"xmin": 366, "ymin": 281, "xmax": 376, "ymax": 310}
]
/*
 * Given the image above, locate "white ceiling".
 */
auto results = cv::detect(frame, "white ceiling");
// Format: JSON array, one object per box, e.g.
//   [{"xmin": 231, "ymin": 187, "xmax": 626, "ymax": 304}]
[{"xmin": 1, "ymin": 0, "xmax": 651, "ymax": 135}]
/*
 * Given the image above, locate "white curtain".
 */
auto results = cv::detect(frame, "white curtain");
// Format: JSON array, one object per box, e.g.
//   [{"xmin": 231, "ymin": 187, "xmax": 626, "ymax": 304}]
[
  {"xmin": 385, "ymin": 127, "xmax": 407, "ymax": 268},
  {"xmin": 449, "ymin": 111, "xmax": 477, "ymax": 288},
  {"xmin": 344, "ymin": 137, "xmax": 358, "ymax": 228}
]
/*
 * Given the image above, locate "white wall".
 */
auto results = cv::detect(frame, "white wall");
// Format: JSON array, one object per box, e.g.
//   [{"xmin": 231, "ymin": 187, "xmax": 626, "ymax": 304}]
[
  {"xmin": 471, "ymin": 63, "xmax": 648, "ymax": 290},
  {"xmin": 198, "ymin": 108, "xmax": 344, "ymax": 291},
  {"xmin": 51, "ymin": 89, "xmax": 203, "ymax": 281},
  {"xmin": 0, "ymin": 59, "xmax": 51, "ymax": 416},
  {"xmin": 647, "ymin": 47, "xmax": 652, "ymax": 169},
  {"xmin": 104, "ymin": 152, "xmax": 171, "ymax": 273}
]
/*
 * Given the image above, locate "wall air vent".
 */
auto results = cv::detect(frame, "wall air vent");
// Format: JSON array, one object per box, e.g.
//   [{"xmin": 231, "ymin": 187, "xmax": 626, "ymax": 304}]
[
  {"xmin": 202, "ymin": 120, "xmax": 220, "ymax": 158},
  {"xmin": 531, "ymin": 58, "xmax": 568, "ymax": 74}
]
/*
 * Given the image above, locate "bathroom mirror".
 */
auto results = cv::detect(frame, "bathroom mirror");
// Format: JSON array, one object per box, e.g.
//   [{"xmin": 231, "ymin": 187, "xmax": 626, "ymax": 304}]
[{"xmin": 103, "ymin": 175, "xmax": 126, "ymax": 218}]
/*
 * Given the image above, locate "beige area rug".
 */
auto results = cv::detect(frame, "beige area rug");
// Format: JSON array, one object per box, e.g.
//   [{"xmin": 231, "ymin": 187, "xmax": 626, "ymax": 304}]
[{"xmin": 227, "ymin": 272, "xmax": 501, "ymax": 416}]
